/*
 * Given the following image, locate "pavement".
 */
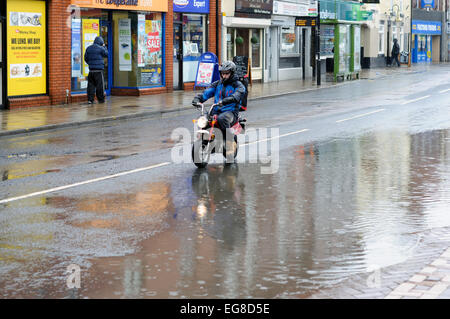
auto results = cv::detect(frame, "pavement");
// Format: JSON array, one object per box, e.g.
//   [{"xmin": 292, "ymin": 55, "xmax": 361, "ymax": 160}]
[
  {"xmin": 0, "ymin": 66, "xmax": 418, "ymax": 137},
  {"xmin": 2, "ymin": 64, "xmax": 450, "ymax": 299}
]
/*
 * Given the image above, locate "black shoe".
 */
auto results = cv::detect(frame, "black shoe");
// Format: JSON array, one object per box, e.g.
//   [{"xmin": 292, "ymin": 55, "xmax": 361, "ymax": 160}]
[
  {"xmin": 88, "ymin": 101, "xmax": 94, "ymax": 105},
  {"xmin": 98, "ymin": 100, "xmax": 105, "ymax": 104}
]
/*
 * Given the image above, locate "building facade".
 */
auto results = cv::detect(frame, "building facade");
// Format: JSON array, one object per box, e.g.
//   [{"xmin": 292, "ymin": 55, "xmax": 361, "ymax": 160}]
[{"xmin": 2, "ymin": 0, "xmax": 221, "ymax": 109}]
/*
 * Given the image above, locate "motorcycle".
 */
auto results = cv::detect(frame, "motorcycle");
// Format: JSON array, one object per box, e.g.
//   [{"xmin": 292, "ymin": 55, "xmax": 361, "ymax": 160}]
[{"xmin": 191, "ymin": 102, "xmax": 246, "ymax": 168}]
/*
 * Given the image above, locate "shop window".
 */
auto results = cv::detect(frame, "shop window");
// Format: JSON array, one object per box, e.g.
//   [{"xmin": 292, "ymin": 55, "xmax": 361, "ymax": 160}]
[
  {"xmin": 378, "ymin": 23, "xmax": 384, "ymax": 54},
  {"xmin": 280, "ymin": 27, "xmax": 300, "ymax": 69},
  {"xmin": 113, "ymin": 11, "xmax": 163, "ymax": 88},
  {"xmin": 227, "ymin": 29, "xmax": 235, "ymax": 61},
  {"xmin": 182, "ymin": 14, "xmax": 206, "ymax": 82},
  {"xmin": 251, "ymin": 29, "xmax": 261, "ymax": 68},
  {"xmin": 320, "ymin": 25, "xmax": 335, "ymax": 57},
  {"xmin": 71, "ymin": 9, "xmax": 108, "ymax": 93}
]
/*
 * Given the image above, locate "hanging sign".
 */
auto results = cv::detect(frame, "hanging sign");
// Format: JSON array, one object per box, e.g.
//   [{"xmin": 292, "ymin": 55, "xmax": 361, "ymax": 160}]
[
  {"xmin": 7, "ymin": 0, "xmax": 47, "ymax": 96},
  {"xmin": 194, "ymin": 52, "xmax": 219, "ymax": 89}
]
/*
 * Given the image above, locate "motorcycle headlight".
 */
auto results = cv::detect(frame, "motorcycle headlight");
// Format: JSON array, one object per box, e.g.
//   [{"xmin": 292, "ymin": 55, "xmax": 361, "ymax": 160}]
[{"xmin": 197, "ymin": 116, "xmax": 208, "ymax": 129}]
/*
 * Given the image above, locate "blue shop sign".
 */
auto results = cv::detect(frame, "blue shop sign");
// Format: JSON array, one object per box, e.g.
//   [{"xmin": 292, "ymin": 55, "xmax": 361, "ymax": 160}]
[
  {"xmin": 412, "ymin": 20, "xmax": 441, "ymax": 35},
  {"xmin": 420, "ymin": 0, "xmax": 434, "ymax": 8},
  {"xmin": 173, "ymin": 0, "xmax": 210, "ymax": 13}
]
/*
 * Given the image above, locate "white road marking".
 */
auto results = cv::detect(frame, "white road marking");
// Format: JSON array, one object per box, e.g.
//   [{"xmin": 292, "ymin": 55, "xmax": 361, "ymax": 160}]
[
  {"xmin": 401, "ymin": 95, "xmax": 431, "ymax": 105},
  {"xmin": 335, "ymin": 109, "xmax": 385, "ymax": 123},
  {"xmin": 0, "ymin": 162, "xmax": 171, "ymax": 205},
  {"xmin": 439, "ymin": 88, "xmax": 450, "ymax": 94},
  {"xmin": 243, "ymin": 129, "xmax": 310, "ymax": 146}
]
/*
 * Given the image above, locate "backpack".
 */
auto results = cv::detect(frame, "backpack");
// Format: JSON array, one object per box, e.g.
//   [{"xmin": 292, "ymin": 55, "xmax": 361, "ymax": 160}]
[{"xmin": 238, "ymin": 75, "xmax": 248, "ymax": 111}]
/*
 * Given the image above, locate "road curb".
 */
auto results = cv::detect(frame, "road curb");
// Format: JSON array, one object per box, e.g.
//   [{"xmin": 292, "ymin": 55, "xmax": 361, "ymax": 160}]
[{"xmin": 0, "ymin": 81, "xmax": 352, "ymax": 138}]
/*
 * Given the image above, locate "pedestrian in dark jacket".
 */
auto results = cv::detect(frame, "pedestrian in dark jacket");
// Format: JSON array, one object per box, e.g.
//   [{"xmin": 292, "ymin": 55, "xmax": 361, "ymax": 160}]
[
  {"xmin": 391, "ymin": 38, "xmax": 400, "ymax": 67},
  {"xmin": 84, "ymin": 36, "xmax": 108, "ymax": 104}
]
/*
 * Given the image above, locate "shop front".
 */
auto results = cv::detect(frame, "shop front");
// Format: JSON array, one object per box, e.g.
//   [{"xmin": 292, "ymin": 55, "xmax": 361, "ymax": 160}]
[
  {"xmin": 267, "ymin": 1, "xmax": 316, "ymax": 82},
  {"xmin": 320, "ymin": 0, "xmax": 364, "ymax": 81},
  {"xmin": 173, "ymin": 0, "xmax": 209, "ymax": 90},
  {"xmin": 70, "ymin": 0, "xmax": 168, "ymax": 97},
  {"xmin": 223, "ymin": 0, "xmax": 272, "ymax": 82},
  {"xmin": 412, "ymin": 20, "xmax": 441, "ymax": 63}
]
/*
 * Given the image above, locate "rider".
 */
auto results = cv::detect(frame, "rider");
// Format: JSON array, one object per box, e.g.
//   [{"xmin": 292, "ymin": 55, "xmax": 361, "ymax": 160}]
[{"xmin": 192, "ymin": 61, "xmax": 246, "ymax": 160}]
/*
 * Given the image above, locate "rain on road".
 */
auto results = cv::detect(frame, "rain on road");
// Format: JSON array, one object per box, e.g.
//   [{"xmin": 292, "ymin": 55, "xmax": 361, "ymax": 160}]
[{"xmin": 0, "ymin": 67, "xmax": 449, "ymax": 298}]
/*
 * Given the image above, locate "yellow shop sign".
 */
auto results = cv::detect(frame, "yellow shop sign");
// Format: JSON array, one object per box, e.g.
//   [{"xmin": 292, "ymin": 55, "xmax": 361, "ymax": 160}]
[
  {"xmin": 71, "ymin": 0, "xmax": 168, "ymax": 12},
  {"xmin": 7, "ymin": 0, "xmax": 47, "ymax": 96}
]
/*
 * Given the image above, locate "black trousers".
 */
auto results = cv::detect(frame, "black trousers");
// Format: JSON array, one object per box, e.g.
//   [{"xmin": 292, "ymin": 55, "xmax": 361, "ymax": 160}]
[
  {"xmin": 87, "ymin": 70, "xmax": 105, "ymax": 103},
  {"xmin": 391, "ymin": 54, "xmax": 400, "ymax": 67}
]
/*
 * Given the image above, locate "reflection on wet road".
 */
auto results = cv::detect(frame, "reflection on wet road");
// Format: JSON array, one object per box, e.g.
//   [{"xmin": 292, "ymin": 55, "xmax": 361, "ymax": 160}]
[{"xmin": 1, "ymin": 127, "xmax": 448, "ymax": 298}]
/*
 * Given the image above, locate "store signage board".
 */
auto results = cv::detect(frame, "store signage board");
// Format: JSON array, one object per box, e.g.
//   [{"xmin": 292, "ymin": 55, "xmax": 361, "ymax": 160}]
[
  {"xmin": 420, "ymin": 0, "xmax": 434, "ymax": 8},
  {"xmin": 173, "ymin": 0, "xmax": 209, "ymax": 13},
  {"xmin": 7, "ymin": 0, "xmax": 47, "ymax": 96},
  {"xmin": 295, "ymin": 17, "xmax": 316, "ymax": 27},
  {"xmin": 273, "ymin": 1, "xmax": 317, "ymax": 17},
  {"xmin": 70, "ymin": 0, "xmax": 168, "ymax": 12},
  {"xmin": 412, "ymin": 20, "xmax": 441, "ymax": 35},
  {"xmin": 194, "ymin": 52, "xmax": 219, "ymax": 89},
  {"xmin": 236, "ymin": 0, "xmax": 273, "ymax": 15}
]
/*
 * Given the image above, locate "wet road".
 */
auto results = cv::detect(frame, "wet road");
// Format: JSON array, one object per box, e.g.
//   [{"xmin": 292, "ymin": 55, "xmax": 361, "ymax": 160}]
[{"xmin": 1, "ymin": 67, "xmax": 450, "ymax": 298}]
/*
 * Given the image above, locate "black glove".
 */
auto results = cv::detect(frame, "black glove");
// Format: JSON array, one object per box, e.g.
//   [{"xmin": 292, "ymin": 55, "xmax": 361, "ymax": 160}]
[
  {"xmin": 192, "ymin": 97, "xmax": 201, "ymax": 107},
  {"xmin": 221, "ymin": 96, "xmax": 235, "ymax": 106}
]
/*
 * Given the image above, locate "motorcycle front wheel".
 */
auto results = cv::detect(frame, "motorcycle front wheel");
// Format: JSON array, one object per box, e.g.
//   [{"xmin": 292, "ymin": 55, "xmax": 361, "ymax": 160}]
[{"xmin": 192, "ymin": 139, "xmax": 210, "ymax": 168}]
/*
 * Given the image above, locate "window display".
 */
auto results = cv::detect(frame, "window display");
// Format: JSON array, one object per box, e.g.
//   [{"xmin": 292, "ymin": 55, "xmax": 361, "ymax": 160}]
[
  {"xmin": 182, "ymin": 14, "xmax": 206, "ymax": 82},
  {"xmin": 280, "ymin": 27, "xmax": 300, "ymax": 69},
  {"xmin": 113, "ymin": 11, "xmax": 163, "ymax": 87},
  {"xmin": 320, "ymin": 25, "xmax": 334, "ymax": 57},
  {"xmin": 71, "ymin": 9, "xmax": 164, "ymax": 92}
]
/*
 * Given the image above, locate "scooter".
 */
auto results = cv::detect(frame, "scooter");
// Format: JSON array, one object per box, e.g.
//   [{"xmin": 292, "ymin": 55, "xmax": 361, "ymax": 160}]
[{"xmin": 191, "ymin": 102, "xmax": 246, "ymax": 168}]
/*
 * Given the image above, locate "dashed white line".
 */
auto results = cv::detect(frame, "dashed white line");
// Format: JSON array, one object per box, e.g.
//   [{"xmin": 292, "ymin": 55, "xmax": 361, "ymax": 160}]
[
  {"xmin": 335, "ymin": 109, "xmax": 385, "ymax": 123},
  {"xmin": 0, "ymin": 162, "xmax": 171, "ymax": 205},
  {"xmin": 439, "ymin": 88, "xmax": 450, "ymax": 94},
  {"xmin": 401, "ymin": 95, "xmax": 431, "ymax": 105}
]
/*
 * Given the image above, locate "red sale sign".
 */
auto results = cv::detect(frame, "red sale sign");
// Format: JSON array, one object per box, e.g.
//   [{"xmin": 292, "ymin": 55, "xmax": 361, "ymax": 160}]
[{"xmin": 147, "ymin": 32, "xmax": 160, "ymax": 53}]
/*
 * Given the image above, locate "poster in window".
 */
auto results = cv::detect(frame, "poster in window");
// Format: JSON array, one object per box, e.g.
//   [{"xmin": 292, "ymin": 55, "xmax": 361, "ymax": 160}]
[
  {"xmin": 137, "ymin": 14, "xmax": 146, "ymax": 67},
  {"xmin": 118, "ymin": 19, "xmax": 132, "ymax": 71},
  {"xmin": 82, "ymin": 19, "xmax": 100, "ymax": 76},
  {"xmin": 144, "ymin": 20, "xmax": 162, "ymax": 65},
  {"xmin": 71, "ymin": 19, "xmax": 82, "ymax": 78},
  {"xmin": 7, "ymin": 0, "xmax": 47, "ymax": 96}
]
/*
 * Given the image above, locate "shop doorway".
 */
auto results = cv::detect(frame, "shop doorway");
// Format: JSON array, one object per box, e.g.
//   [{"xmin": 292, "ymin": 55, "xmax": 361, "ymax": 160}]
[
  {"xmin": 173, "ymin": 22, "xmax": 183, "ymax": 90},
  {"xmin": 228, "ymin": 28, "xmax": 263, "ymax": 81},
  {"xmin": 100, "ymin": 20, "xmax": 112, "ymax": 96}
]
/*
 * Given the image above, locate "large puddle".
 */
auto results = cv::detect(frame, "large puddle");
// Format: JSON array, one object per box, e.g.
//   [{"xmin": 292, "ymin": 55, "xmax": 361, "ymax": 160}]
[{"xmin": 1, "ymin": 129, "xmax": 449, "ymax": 298}]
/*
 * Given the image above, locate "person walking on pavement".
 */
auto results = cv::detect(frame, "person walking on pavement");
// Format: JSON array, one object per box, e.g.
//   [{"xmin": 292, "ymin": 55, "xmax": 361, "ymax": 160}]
[
  {"xmin": 84, "ymin": 36, "xmax": 108, "ymax": 104},
  {"xmin": 391, "ymin": 38, "xmax": 401, "ymax": 67}
]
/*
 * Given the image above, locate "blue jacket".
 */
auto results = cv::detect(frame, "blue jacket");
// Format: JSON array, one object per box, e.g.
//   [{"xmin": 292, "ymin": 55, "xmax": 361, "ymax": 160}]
[
  {"xmin": 84, "ymin": 36, "xmax": 108, "ymax": 70},
  {"xmin": 199, "ymin": 74, "xmax": 246, "ymax": 115}
]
